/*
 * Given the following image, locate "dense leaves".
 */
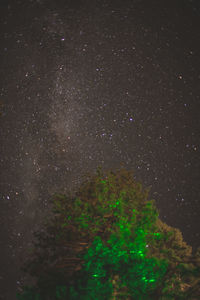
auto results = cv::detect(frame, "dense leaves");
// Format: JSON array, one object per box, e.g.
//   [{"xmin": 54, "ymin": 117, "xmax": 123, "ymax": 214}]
[{"xmin": 17, "ymin": 167, "xmax": 200, "ymax": 299}]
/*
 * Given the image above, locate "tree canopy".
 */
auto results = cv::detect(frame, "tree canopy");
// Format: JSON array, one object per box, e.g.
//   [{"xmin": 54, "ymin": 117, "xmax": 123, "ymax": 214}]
[{"xmin": 17, "ymin": 167, "xmax": 200, "ymax": 299}]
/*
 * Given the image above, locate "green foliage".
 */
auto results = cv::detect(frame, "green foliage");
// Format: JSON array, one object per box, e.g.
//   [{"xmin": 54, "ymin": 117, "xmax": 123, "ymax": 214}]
[
  {"xmin": 17, "ymin": 167, "xmax": 200, "ymax": 299},
  {"xmin": 71, "ymin": 233, "xmax": 168, "ymax": 299}
]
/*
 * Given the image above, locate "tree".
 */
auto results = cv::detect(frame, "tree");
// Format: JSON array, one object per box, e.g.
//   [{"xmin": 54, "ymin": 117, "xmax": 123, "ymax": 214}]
[{"xmin": 17, "ymin": 167, "xmax": 200, "ymax": 299}]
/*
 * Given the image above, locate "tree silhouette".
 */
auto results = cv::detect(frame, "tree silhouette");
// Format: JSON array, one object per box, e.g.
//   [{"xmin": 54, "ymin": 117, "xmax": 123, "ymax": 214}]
[{"xmin": 17, "ymin": 167, "xmax": 200, "ymax": 299}]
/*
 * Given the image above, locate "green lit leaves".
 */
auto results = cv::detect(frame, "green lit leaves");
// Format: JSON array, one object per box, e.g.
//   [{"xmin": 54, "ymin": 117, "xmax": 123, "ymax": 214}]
[
  {"xmin": 75, "ymin": 212, "xmax": 91, "ymax": 230},
  {"xmin": 74, "ymin": 197, "xmax": 82, "ymax": 208},
  {"xmin": 109, "ymin": 199, "xmax": 120, "ymax": 208},
  {"xmin": 79, "ymin": 228, "xmax": 169, "ymax": 298},
  {"xmin": 153, "ymin": 232, "xmax": 161, "ymax": 239},
  {"xmin": 100, "ymin": 180, "xmax": 107, "ymax": 184},
  {"xmin": 60, "ymin": 215, "xmax": 72, "ymax": 229},
  {"xmin": 55, "ymin": 285, "xmax": 67, "ymax": 299}
]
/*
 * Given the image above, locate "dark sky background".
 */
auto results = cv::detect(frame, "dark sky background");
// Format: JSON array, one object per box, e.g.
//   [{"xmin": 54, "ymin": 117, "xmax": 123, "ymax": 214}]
[{"xmin": 0, "ymin": 0, "xmax": 200, "ymax": 299}]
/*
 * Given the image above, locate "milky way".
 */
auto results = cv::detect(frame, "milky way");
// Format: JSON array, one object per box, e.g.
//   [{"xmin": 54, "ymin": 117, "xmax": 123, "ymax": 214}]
[{"xmin": 0, "ymin": 1, "xmax": 200, "ymax": 299}]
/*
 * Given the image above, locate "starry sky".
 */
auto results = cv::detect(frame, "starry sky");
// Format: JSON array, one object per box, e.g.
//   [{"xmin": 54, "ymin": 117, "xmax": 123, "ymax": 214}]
[{"xmin": 0, "ymin": 0, "xmax": 200, "ymax": 299}]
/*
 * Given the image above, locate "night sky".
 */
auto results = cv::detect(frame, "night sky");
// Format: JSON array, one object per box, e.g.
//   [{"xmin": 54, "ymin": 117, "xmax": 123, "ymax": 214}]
[{"xmin": 0, "ymin": 0, "xmax": 200, "ymax": 299}]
